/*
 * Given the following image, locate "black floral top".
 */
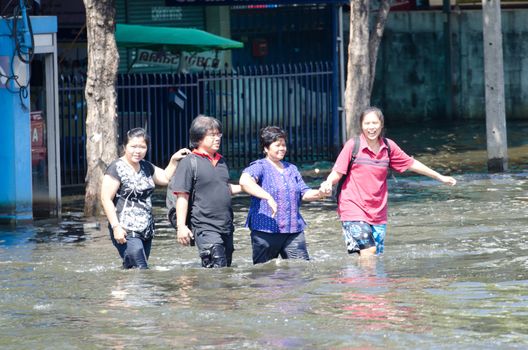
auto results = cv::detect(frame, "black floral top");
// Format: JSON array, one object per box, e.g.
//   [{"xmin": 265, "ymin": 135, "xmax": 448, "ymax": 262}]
[{"xmin": 105, "ymin": 158, "xmax": 156, "ymax": 239}]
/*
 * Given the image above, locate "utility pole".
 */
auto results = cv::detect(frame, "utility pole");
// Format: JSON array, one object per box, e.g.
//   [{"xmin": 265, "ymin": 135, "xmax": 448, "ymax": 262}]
[
  {"xmin": 443, "ymin": 0, "xmax": 454, "ymax": 120},
  {"xmin": 482, "ymin": 0, "xmax": 508, "ymax": 172}
]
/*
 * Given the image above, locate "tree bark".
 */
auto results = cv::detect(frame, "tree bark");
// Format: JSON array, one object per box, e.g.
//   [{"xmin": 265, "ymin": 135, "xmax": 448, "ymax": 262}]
[
  {"xmin": 345, "ymin": 0, "xmax": 370, "ymax": 138},
  {"xmin": 368, "ymin": 0, "xmax": 392, "ymax": 93},
  {"xmin": 83, "ymin": 0, "xmax": 119, "ymax": 217},
  {"xmin": 345, "ymin": 0, "xmax": 392, "ymax": 139}
]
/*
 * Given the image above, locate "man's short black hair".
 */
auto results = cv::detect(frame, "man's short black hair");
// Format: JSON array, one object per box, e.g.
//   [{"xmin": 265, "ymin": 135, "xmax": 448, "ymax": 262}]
[{"xmin": 189, "ymin": 115, "xmax": 222, "ymax": 149}]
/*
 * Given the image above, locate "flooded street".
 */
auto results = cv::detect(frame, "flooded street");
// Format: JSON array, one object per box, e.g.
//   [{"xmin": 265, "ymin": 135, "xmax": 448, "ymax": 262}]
[{"xmin": 1, "ymin": 122, "xmax": 528, "ymax": 349}]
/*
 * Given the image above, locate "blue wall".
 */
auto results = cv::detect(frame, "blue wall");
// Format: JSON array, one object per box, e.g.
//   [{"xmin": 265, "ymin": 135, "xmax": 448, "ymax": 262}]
[
  {"xmin": 0, "ymin": 16, "xmax": 57, "ymax": 223},
  {"xmin": 0, "ymin": 17, "xmax": 33, "ymax": 222}
]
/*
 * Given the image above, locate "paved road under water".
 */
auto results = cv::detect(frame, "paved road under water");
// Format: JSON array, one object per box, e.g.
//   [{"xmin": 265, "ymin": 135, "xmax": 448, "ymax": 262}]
[{"xmin": 1, "ymin": 122, "xmax": 527, "ymax": 349}]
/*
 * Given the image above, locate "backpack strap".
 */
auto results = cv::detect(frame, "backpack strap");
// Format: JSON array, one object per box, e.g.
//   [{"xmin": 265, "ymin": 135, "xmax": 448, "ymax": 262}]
[
  {"xmin": 382, "ymin": 137, "xmax": 391, "ymax": 168},
  {"xmin": 347, "ymin": 135, "xmax": 361, "ymax": 175},
  {"xmin": 166, "ymin": 174, "xmax": 177, "ymax": 209},
  {"xmin": 166, "ymin": 154, "xmax": 198, "ymax": 209},
  {"xmin": 167, "ymin": 154, "xmax": 198, "ymax": 230},
  {"xmin": 335, "ymin": 135, "xmax": 360, "ymax": 202}
]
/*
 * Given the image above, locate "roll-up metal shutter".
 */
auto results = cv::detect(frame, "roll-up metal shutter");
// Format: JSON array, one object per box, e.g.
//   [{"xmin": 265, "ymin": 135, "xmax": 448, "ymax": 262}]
[{"xmin": 116, "ymin": 0, "xmax": 205, "ymax": 72}]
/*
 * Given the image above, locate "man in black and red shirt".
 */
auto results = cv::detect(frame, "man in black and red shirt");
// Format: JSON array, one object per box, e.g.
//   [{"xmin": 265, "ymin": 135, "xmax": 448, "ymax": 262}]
[{"xmin": 171, "ymin": 115, "xmax": 241, "ymax": 268}]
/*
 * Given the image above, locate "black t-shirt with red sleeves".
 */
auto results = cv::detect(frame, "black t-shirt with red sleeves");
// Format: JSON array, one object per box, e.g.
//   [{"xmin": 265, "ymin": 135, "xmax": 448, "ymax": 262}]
[{"xmin": 171, "ymin": 153, "xmax": 233, "ymax": 234}]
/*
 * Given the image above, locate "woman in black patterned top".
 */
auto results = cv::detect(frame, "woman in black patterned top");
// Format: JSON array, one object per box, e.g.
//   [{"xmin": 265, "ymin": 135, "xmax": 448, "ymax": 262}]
[{"xmin": 101, "ymin": 128, "xmax": 190, "ymax": 269}]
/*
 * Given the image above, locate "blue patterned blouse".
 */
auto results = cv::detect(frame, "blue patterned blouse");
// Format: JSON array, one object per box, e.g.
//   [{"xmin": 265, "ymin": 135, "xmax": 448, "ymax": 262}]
[{"xmin": 243, "ymin": 158, "xmax": 311, "ymax": 234}]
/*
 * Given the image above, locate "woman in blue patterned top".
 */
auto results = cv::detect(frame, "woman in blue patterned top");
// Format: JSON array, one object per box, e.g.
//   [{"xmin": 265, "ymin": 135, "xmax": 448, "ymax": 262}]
[{"xmin": 239, "ymin": 126, "xmax": 328, "ymax": 264}]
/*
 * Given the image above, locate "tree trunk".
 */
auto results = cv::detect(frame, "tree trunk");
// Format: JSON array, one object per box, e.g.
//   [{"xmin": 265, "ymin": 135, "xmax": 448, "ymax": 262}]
[
  {"xmin": 345, "ymin": 0, "xmax": 392, "ymax": 139},
  {"xmin": 83, "ymin": 0, "xmax": 119, "ymax": 217},
  {"xmin": 368, "ymin": 0, "xmax": 392, "ymax": 93},
  {"xmin": 345, "ymin": 0, "xmax": 370, "ymax": 138}
]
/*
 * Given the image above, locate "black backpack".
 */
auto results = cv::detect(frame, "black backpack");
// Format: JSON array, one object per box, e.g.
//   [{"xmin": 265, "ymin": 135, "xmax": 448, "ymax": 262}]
[
  {"xmin": 334, "ymin": 136, "xmax": 391, "ymax": 203},
  {"xmin": 167, "ymin": 154, "xmax": 197, "ymax": 241}
]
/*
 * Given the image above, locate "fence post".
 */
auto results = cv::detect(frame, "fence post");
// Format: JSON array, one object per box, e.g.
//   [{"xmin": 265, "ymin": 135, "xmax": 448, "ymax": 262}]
[{"xmin": 331, "ymin": 3, "xmax": 341, "ymax": 157}]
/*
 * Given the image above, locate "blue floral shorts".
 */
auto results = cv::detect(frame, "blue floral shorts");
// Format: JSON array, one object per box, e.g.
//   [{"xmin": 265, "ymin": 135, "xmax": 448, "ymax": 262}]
[{"xmin": 341, "ymin": 221, "xmax": 386, "ymax": 254}]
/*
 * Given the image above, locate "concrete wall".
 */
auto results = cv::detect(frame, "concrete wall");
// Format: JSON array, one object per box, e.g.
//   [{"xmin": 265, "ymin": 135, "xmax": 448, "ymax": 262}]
[{"xmin": 371, "ymin": 9, "xmax": 528, "ymax": 122}]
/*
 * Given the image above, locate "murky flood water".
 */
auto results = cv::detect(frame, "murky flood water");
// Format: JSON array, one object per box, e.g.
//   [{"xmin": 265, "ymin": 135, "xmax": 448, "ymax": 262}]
[{"xmin": 1, "ymin": 122, "xmax": 528, "ymax": 349}]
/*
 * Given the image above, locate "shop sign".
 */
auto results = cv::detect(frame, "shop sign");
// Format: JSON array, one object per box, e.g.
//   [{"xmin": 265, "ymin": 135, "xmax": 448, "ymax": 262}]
[
  {"xmin": 152, "ymin": 6, "xmax": 184, "ymax": 21},
  {"xmin": 136, "ymin": 50, "xmax": 181, "ymax": 68},
  {"xmin": 183, "ymin": 51, "xmax": 224, "ymax": 71},
  {"xmin": 136, "ymin": 49, "xmax": 224, "ymax": 72}
]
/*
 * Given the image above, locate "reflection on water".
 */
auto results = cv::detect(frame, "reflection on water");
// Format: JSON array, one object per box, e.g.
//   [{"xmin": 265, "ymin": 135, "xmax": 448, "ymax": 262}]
[
  {"xmin": 329, "ymin": 259, "xmax": 418, "ymax": 332},
  {"xmin": 1, "ymin": 123, "xmax": 528, "ymax": 349}
]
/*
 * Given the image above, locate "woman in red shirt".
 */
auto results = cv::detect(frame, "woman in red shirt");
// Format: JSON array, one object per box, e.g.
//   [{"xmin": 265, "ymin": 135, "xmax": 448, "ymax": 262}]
[{"xmin": 321, "ymin": 107, "xmax": 457, "ymax": 256}]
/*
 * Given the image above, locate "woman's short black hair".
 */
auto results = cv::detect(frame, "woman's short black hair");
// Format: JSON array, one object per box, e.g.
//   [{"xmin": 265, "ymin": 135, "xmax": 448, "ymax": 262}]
[
  {"xmin": 189, "ymin": 115, "xmax": 222, "ymax": 149},
  {"xmin": 125, "ymin": 127, "xmax": 150, "ymax": 147},
  {"xmin": 259, "ymin": 126, "xmax": 287, "ymax": 152}
]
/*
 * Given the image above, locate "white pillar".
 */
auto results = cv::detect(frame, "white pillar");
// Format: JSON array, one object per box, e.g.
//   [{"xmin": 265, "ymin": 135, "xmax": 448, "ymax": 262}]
[{"xmin": 482, "ymin": 0, "xmax": 508, "ymax": 172}]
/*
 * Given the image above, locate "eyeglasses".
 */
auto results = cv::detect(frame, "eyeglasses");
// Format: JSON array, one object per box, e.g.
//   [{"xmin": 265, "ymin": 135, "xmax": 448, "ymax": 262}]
[{"xmin": 206, "ymin": 133, "xmax": 223, "ymax": 138}]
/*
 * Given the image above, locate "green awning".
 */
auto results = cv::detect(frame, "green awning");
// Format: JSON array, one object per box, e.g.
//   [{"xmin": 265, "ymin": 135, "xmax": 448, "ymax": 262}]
[{"xmin": 115, "ymin": 23, "xmax": 243, "ymax": 53}]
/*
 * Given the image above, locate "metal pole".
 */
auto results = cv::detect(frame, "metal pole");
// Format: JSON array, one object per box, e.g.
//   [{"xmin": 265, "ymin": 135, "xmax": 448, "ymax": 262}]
[
  {"xmin": 338, "ymin": 5, "xmax": 346, "ymax": 146},
  {"xmin": 331, "ymin": 4, "xmax": 346, "ymax": 156},
  {"xmin": 443, "ymin": 0, "xmax": 454, "ymax": 120},
  {"xmin": 482, "ymin": 0, "xmax": 508, "ymax": 172}
]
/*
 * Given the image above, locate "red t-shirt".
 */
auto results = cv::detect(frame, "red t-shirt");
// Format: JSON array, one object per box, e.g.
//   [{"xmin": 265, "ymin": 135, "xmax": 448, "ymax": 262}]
[{"xmin": 333, "ymin": 134, "xmax": 414, "ymax": 224}]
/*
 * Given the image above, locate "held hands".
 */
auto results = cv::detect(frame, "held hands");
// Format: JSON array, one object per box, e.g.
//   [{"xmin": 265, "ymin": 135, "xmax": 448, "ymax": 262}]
[
  {"xmin": 171, "ymin": 148, "xmax": 192, "ymax": 163},
  {"xmin": 177, "ymin": 225, "xmax": 194, "ymax": 246},
  {"xmin": 319, "ymin": 180, "xmax": 333, "ymax": 196},
  {"xmin": 317, "ymin": 186, "xmax": 331, "ymax": 199},
  {"xmin": 302, "ymin": 185, "xmax": 331, "ymax": 201}
]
